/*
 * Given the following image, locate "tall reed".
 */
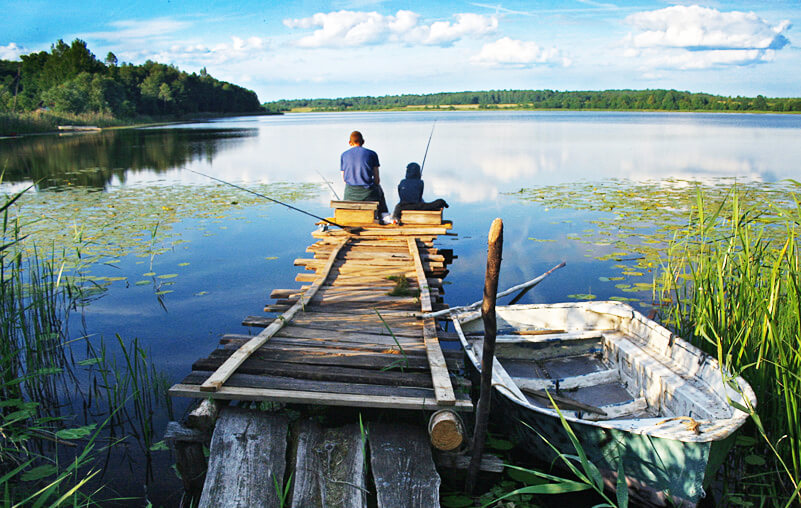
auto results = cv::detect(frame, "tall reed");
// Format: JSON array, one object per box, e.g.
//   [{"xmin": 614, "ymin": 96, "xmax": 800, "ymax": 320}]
[
  {"xmin": 655, "ymin": 188, "xmax": 801, "ymax": 504},
  {"xmin": 1, "ymin": 184, "xmax": 172, "ymax": 504}
]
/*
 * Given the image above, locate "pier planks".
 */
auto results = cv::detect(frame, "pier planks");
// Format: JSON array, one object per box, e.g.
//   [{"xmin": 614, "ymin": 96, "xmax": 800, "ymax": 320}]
[{"xmin": 170, "ymin": 217, "xmax": 469, "ymax": 412}]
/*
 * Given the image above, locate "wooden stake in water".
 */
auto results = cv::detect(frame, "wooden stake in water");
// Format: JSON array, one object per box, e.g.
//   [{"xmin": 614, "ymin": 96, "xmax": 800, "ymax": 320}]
[{"xmin": 466, "ymin": 218, "xmax": 503, "ymax": 494}]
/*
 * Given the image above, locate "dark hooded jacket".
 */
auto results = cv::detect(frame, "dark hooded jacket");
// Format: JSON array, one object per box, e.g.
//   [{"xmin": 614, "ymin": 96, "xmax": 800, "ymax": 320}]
[{"xmin": 397, "ymin": 162, "xmax": 424, "ymax": 204}]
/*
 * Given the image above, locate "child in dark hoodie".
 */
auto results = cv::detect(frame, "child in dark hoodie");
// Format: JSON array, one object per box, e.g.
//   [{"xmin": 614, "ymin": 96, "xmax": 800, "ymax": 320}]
[{"xmin": 392, "ymin": 162, "xmax": 448, "ymax": 223}]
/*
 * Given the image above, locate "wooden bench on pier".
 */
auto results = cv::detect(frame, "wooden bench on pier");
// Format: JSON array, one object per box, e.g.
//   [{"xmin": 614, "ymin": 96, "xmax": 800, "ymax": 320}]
[{"xmin": 331, "ymin": 200, "xmax": 379, "ymax": 224}]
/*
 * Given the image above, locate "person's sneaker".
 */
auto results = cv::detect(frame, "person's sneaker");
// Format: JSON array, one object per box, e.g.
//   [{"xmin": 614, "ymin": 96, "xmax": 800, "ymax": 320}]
[{"xmin": 380, "ymin": 213, "xmax": 393, "ymax": 224}]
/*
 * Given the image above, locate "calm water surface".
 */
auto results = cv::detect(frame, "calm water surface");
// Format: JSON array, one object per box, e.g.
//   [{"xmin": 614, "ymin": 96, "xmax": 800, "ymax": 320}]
[{"xmin": 2, "ymin": 110, "xmax": 799, "ymax": 504}]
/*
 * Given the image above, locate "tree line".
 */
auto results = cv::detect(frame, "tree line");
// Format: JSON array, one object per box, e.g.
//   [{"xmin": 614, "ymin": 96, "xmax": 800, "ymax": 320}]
[
  {"xmin": 0, "ymin": 39, "xmax": 264, "ymax": 118},
  {"xmin": 266, "ymin": 89, "xmax": 801, "ymax": 113}
]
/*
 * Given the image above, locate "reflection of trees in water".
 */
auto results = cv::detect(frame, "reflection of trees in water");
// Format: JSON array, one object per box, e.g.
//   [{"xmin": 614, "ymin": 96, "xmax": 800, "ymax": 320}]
[{"xmin": 0, "ymin": 128, "xmax": 256, "ymax": 189}]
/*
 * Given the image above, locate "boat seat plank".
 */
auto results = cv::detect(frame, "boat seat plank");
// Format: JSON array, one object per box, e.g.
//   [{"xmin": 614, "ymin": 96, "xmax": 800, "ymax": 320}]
[{"xmin": 512, "ymin": 368, "xmax": 619, "ymax": 392}]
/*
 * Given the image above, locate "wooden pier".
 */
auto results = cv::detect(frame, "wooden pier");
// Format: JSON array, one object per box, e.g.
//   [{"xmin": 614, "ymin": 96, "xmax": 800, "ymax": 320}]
[{"xmin": 167, "ymin": 203, "xmax": 478, "ymax": 507}]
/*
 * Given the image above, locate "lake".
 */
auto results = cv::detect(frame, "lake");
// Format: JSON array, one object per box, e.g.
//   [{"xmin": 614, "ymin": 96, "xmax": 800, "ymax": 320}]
[{"xmin": 2, "ymin": 110, "xmax": 800, "ymax": 504}]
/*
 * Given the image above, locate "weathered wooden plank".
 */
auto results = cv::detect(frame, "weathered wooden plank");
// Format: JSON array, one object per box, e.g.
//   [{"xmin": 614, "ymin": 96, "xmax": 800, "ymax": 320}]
[
  {"xmin": 244, "ymin": 316, "xmax": 423, "ymax": 337},
  {"xmin": 271, "ymin": 327, "xmax": 425, "ymax": 345},
  {"xmin": 204, "ymin": 343, "xmax": 461, "ymax": 370},
  {"xmin": 433, "ymin": 451, "xmax": 505, "ymax": 473},
  {"xmin": 313, "ymin": 227, "xmax": 448, "ymax": 238},
  {"xmin": 300, "ymin": 258, "xmax": 445, "ymax": 270},
  {"xmin": 169, "ymin": 381, "xmax": 474, "ymax": 411},
  {"xmin": 409, "ymin": 237, "xmax": 456, "ymax": 406},
  {"xmin": 369, "ymin": 423, "xmax": 441, "ymax": 508},
  {"xmin": 198, "ymin": 408, "xmax": 288, "ymax": 508},
  {"xmin": 192, "ymin": 355, "xmax": 437, "ymax": 387},
  {"xmin": 290, "ymin": 420, "xmax": 367, "ymax": 508},
  {"xmin": 201, "ymin": 237, "xmax": 348, "ymax": 392}
]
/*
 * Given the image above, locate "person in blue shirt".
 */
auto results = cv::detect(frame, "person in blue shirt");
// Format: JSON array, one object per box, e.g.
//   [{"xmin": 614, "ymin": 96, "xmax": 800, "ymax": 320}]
[
  {"xmin": 341, "ymin": 131, "xmax": 390, "ymax": 222},
  {"xmin": 392, "ymin": 162, "xmax": 448, "ymax": 223}
]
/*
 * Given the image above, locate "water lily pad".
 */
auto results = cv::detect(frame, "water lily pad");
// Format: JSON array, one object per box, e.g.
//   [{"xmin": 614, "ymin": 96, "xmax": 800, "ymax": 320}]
[{"xmin": 567, "ymin": 293, "xmax": 596, "ymax": 300}]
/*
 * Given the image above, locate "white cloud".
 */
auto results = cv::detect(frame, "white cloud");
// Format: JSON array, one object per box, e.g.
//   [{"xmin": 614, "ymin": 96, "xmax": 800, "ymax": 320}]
[
  {"xmin": 624, "ymin": 5, "xmax": 791, "ymax": 69},
  {"xmin": 132, "ymin": 36, "xmax": 267, "ymax": 67},
  {"xmin": 0, "ymin": 42, "xmax": 25, "ymax": 60},
  {"xmin": 472, "ymin": 37, "xmax": 569, "ymax": 67},
  {"xmin": 283, "ymin": 10, "xmax": 497, "ymax": 48},
  {"xmin": 85, "ymin": 17, "xmax": 191, "ymax": 41}
]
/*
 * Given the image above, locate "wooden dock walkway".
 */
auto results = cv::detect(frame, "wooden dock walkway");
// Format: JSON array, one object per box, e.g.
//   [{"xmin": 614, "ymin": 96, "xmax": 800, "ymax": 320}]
[
  {"xmin": 167, "ymin": 206, "xmax": 478, "ymax": 507},
  {"xmin": 169, "ymin": 214, "xmax": 471, "ymax": 411}
]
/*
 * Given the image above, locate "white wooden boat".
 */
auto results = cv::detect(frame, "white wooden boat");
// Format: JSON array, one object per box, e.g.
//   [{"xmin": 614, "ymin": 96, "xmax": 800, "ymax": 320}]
[{"xmin": 453, "ymin": 301, "xmax": 755, "ymax": 506}]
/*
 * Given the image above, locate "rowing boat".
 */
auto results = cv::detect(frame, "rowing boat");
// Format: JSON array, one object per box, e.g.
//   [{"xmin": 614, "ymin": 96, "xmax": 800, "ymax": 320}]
[{"xmin": 452, "ymin": 301, "xmax": 755, "ymax": 506}]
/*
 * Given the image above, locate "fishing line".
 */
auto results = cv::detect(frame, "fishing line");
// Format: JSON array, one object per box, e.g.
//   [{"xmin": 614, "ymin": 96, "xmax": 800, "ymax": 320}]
[
  {"xmin": 187, "ymin": 169, "xmax": 352, "ymax": 230},
  {"xmin": 420, "ymin": 120, "xmax": 437, "ymax": 174}
]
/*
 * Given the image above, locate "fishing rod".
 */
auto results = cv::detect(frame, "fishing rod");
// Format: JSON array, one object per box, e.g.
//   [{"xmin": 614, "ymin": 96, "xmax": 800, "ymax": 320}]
[
  {"xmin": 420, "ymin": 120, "xmax": 436, "ymax": 174},
  {"xmin": 315, "ymin": 169, "xmax": 340, "ymax": 200},
  {"xmin": 188, "ymin": 169, "xmax": 353, "ymax": 231}
]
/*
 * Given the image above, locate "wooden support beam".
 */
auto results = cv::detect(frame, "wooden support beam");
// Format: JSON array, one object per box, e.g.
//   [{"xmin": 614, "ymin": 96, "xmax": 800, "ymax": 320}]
[
  {"xmin": 467, "ymin": 218, "xmax": 503, "ymax": 494},
  {"xmin": 200, "ymin": 237, "xmax": 349, "ymax": 392}
]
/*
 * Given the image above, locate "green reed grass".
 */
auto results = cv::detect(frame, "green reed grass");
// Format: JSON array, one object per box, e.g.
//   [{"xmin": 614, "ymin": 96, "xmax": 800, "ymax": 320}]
[
  {"xmin": 1, "ymin": 184, "xmax": 171, "ymax": 505},
  {"xmin": 655, "ymin": 188, "xmax": 801, "ymax": 505}
]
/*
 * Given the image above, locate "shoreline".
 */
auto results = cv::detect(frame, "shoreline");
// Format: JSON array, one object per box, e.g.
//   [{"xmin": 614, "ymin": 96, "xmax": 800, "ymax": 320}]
[{"xmin": 0, "ymin": 110, "xmax": 281, "ymax": 138}]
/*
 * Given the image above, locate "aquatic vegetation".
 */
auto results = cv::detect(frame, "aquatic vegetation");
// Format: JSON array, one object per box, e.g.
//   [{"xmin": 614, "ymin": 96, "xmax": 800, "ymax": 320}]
[
  {"xmin": 5, "ymin": 182, "xmax": 321, "ymax": 296},
  {"xmin": 512, "ymin": 178, "xmax": 800, "ymax": 306},
  {"xmin": 0, "ymin": 186, "xmax": 175, "ymax": 505}
]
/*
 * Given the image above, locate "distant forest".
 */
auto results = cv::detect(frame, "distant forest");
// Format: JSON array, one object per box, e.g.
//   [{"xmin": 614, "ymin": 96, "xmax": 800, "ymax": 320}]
[
  {"xmin": 0, "ymin": 39, "xmax": 263, "ymax": 118},
  {"xmin": 267, "ymin": 89, "xmax": 801, "ymax": 113}
]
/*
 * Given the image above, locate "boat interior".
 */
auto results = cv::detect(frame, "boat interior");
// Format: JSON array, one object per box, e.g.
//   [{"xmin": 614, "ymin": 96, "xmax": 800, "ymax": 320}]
[{"xmin": 456, "ymin": 303, "xmax": 746, "ymax": 426}]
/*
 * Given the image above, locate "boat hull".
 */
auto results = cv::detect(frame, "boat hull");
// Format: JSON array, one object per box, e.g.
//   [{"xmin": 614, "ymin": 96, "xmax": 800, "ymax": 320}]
[
  {"xmin": 455, "ymin": 302, "xmax": 753, "ymax": 506},
  {"xmin": 488, "ymin": 378, "xmax": 734, "ymax": 505}
]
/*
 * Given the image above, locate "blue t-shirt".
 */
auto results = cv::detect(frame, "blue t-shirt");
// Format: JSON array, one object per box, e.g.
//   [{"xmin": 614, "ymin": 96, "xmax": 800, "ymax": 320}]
[{"xmin": 341, "ymin": 146, "xmax": 379, "ymax": 187}]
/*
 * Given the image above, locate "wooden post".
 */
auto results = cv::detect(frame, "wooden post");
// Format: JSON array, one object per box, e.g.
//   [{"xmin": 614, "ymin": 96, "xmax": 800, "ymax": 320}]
[{"xmin": 465, "ymin": 218, "xmax": 503, "ymax": 494}]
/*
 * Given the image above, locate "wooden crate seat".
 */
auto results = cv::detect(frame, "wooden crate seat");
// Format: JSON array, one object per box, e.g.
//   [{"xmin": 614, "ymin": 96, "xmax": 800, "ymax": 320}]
[
  {"xmin": 331, "ymin": 200, "xmax": 379, "ymax": 224},
  {"xmin": 400, "ymin": 209, "xmax": 443, "ymax": 225}
]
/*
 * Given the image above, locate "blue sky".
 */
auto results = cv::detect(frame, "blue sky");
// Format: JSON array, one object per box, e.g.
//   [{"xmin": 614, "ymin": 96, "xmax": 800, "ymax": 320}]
[{"xmin": 2, "ymin": 1, "xmax": 799, "ymax": 102}]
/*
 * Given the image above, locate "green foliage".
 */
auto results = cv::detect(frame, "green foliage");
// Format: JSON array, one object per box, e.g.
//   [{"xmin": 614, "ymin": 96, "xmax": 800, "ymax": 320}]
[
  {"xmin": 266, "ymin": 89, "xmax": 801, "ymax": 113},
  {"xmin": 0, "ymin": 38, "xmax": 263, "ymax": 130}
]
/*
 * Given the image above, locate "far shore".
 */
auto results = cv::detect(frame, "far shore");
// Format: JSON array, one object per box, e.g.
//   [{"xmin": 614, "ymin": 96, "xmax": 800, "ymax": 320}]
[{"xmin": 284, "ymin": 104, "xmax": 800, "ymax": 114}]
